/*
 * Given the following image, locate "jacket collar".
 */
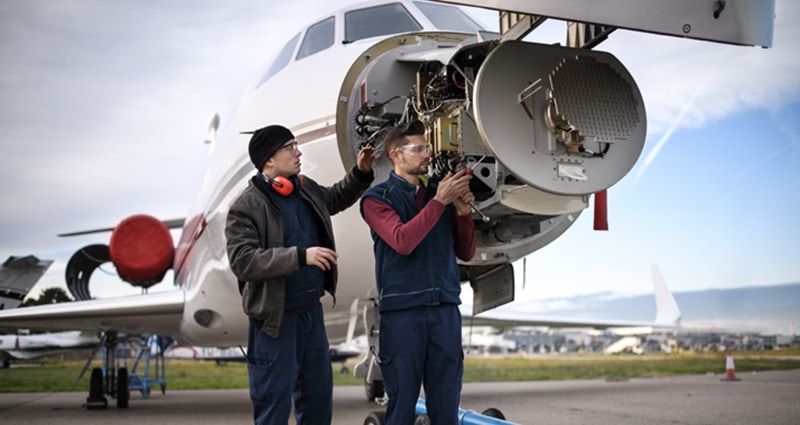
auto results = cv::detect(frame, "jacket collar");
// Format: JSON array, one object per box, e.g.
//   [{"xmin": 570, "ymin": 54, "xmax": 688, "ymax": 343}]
[{"xmin": 389, "ymin": 171, "xmax": 429, "ymax": 192}]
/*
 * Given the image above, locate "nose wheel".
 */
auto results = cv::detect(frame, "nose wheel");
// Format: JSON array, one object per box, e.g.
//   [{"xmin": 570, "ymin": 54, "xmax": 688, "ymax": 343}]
[{"xmin": 364, "ymin": 410, "xmax": 386, "ymax": 425}]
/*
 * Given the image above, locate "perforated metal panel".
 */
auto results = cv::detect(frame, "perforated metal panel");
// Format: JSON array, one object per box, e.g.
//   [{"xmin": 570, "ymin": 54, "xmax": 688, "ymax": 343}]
[{"xmin": 549, "ymin": 56, "xmax": 640, "ymax": 143}]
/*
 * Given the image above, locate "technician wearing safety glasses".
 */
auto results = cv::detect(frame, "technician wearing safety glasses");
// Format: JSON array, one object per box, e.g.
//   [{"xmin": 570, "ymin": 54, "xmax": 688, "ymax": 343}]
[{"xmin": 360, "ymin": 119, "xmax": 476, "ymax": 425}]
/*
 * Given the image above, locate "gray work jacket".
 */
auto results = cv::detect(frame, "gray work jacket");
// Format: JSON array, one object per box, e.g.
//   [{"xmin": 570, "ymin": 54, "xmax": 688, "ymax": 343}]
[{"xmin": 225, "ymin": 166, "xmax": 373, "ymax": 337}]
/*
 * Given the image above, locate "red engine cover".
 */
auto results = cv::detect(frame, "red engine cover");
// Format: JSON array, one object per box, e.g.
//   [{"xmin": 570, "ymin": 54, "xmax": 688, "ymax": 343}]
[{"xmin": 109, "ymin": 214, "xmax": 175, "ymax": 287}]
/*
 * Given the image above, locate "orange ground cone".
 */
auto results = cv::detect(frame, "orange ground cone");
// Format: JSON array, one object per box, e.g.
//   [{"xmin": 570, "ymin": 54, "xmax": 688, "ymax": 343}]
[{"xmin": 721, "ymin": 351, "xmax": 741, "ymax": 381}]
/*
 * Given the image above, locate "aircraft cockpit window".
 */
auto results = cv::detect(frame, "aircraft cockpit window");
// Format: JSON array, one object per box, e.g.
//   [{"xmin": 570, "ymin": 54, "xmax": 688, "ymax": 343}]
[
  {"xmin": 344, "ymin": 3, "xmax": 421, "ymax": 43},
  {"xmin": 414, "ymin": 1, "xmax": 484, "ymax": 32},
  {"xmin": 257, "ymin": 33, "xmax": 300, "ymax": 87},
  {"xmin": 296, "ymin": 16, "xmax": 335, "ymax": 60}
]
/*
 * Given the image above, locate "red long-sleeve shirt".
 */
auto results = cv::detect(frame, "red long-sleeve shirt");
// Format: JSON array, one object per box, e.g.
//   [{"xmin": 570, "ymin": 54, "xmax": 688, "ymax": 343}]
[{"xmin": 361, "ymin": 185, "xmax": 476, "ymax": 261}]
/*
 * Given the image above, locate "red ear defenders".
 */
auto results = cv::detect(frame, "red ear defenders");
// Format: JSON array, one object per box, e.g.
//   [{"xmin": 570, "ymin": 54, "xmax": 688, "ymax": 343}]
[{"xmin": 270, "ymin": 175, "xmax": 303, "ymax": 196}]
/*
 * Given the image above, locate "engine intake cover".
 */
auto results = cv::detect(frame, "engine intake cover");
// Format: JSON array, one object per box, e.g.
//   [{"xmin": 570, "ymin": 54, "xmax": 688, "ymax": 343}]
[{"xmin": 109, "ymin": 214, "xmax": 174, "ymax": 288}]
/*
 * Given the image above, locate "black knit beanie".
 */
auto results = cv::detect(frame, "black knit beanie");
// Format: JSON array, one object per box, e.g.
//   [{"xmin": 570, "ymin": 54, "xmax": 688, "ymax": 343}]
[{"xmin": 247, "ymin": 125, "xmax": 295, "ymax": 171}]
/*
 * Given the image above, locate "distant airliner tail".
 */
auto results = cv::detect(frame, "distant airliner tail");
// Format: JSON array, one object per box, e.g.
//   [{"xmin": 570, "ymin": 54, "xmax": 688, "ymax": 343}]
[{"xmin": 652, "ymin": 264, "xmax": 682, "ymax": 327}]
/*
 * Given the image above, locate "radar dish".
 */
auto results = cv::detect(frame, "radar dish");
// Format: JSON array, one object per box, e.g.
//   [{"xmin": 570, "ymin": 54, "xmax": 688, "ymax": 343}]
[{"xmin": 473, "ymin": 41, "xmax": 646, "ymax": 195}]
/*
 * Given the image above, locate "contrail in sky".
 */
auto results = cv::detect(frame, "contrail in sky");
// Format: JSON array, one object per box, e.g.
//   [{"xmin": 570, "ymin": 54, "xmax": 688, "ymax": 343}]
[{"xmin": 634, "ymin": 47, "xmax": 731, "ymax": 182}]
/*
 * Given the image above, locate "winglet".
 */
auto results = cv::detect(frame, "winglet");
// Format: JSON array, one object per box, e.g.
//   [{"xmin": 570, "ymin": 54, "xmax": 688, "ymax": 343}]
[{"xmin": 651, "ymin": 264, "xmax": 682, "ymax": 328}]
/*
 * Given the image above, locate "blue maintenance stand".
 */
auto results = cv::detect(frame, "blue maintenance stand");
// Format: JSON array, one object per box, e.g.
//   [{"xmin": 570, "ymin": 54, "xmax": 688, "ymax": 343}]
[{"xmin": 116, "ymin": 335, "xmax": 167, "ymax": 398}]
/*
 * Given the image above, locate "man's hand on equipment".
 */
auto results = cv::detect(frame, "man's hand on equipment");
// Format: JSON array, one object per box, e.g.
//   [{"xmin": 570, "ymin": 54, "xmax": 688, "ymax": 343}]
[
  {"xmin": 434, "ymin": 169, "xmax": 472, "ymax": 205},
  {"xmin": 454, "ymin": 191, "xmax": 475, "ymax": 216},
  {"xmin": 357, "ymin": 146, "xmax": 378, "ymax": 173}
]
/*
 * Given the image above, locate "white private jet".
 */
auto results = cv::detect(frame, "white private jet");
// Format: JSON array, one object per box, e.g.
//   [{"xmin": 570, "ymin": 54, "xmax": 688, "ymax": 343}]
[
  {"xmin": 164, "ymin": 338, "xmax": 365, "ymax": 372},
  {"xmin": 0, "ymin": 330, "xmax": 100, "ymax": 369},
  {"xmin": 0, "ymin": 0, "xmax": 773, "ymax": 417}
]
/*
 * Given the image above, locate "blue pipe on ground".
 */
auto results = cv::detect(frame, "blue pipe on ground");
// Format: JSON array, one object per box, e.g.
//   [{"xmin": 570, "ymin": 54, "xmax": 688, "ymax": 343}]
[{"xmin": 414, "ymin": 398, "xmax": 519, "ymax": 425}]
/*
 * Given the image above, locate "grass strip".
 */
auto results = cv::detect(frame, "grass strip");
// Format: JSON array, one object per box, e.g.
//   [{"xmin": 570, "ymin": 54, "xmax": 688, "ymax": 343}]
[{"xmin": 1, "ymin": 350, "xmax": 799, "ymax": 393}]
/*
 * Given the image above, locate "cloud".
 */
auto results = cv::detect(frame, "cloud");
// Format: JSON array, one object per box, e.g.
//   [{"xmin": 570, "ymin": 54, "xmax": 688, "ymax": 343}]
[
  {"xmin": 634, "ymin": 47, "xmax": 730, "ymax": 181},
  {"xmin": 0, "ymin": 1, "xmax": 279, "ymax": 254},
  {"xmin": 604, "ymin": 1, "xmax": 800, "ymax": 181}
]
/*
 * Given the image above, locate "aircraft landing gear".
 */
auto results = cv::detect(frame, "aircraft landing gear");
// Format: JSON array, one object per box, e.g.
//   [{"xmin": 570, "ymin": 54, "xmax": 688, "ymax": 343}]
[
  {"xmin": 84, "ymin": 331, "xmax": 126, "ymax": 410},
  {"xmin": 85, "ymin": 368, "xmax": 107, "ymax": 410},
  {"xmin": 79, "ymin": 332, "xmax": 166, "ymax": 409},
  {"xmin": 365, "ymin": 378, "xmax": 385, "ymax": 403},
  {"xmin": 116, "ymin": 367, "xmax": 129, "ymax": 408},
  {"xmin": 363, "ymin": 410, "xmax": 386, "ymax": 425},
  {"xmin": 354, "ymin": 300, "xmax": 386, "ymax": 403},
  {"xmin": 85, "ymin": 364, "xmax": 129, "ymax": 409}
]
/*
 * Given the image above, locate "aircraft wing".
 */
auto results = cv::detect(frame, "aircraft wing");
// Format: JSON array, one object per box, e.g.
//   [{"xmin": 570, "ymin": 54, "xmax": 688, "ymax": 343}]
[
  {"xmin": 0, "ymin": 291, "xmax": 184, "ymax": 336},
  {"xmin": 462, "ymin": 264, "xmax": 682, "ymax": 331},
  {"xmin": 462, "ymin": 308, "xmax": 674, "ymax": 330},
  {"xmin": 434, "ymin": 0, "xmax": 774, "ymax": 48}
]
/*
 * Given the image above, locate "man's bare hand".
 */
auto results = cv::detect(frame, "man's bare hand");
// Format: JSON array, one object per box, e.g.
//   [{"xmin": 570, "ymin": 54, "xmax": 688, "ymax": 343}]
[
  {"xmin": 357, "ymin": 146, "xmax": 378, "ymax": 173},
  {"xmin": 433, "ymin": 169, "xmax": 472, "ymax": 205},
  {"xmin": 306, "ymin": 247, "xmax": 338, "ymax": 271},
  {"xmin": 454, "ymin": 191, "xmax": 475, "ymax": 216}
]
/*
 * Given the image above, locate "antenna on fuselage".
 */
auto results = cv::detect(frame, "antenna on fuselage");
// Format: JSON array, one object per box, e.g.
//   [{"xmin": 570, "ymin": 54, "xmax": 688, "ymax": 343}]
[{"xmin": 204, "ymin": 113, "xmax": 220, "ymax": 146}]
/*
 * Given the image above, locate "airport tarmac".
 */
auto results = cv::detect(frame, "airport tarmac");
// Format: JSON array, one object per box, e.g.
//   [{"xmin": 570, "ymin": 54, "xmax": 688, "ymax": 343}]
[{"xmin": 1, "ymin": 370, "xmax": 799, "ymax": 424}]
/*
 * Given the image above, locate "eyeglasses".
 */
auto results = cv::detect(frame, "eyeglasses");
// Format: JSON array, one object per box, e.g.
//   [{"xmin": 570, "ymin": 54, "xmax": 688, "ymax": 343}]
[
  {"xmin": 279, "ymin": 141, "xmax": 298, "ymax": 152},
  {"xmin": 395, "ymin": 143, "xmax": 430, "ymax": 155}
]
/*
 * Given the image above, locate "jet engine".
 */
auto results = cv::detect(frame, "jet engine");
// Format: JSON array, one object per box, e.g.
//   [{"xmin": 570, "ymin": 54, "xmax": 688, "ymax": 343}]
[
  {"xmin": 336, "ymin": 32, "xmax": 646, "ymax": 311},
  {"xmin": 65, "ymin": 214, "xmax": 175, "ymax": 300}
]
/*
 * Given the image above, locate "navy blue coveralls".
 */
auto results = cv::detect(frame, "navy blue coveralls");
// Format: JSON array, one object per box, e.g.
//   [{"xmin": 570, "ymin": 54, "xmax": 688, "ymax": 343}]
[
  {"xmin": 248, "ymin": 189, "xmax": 332, "ymax": 425},
  {"xmin": 361, "ymin": 173, "xmax": 466, "ymax": 425}
]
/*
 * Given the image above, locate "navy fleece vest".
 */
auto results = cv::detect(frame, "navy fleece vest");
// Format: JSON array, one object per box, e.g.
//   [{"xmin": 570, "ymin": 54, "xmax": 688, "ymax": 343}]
[{"xmin": 361, "ymin": 173, "xmax": 461, "ymax": 312}]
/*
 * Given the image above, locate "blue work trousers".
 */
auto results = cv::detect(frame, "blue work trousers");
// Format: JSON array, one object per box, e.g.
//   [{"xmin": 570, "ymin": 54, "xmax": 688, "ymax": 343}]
[
  {"xmin": 247, "ymin": 303, "xmax": 333, "ymax": 425},
  {"xmin": 379, "ymin": 304, "xmax": 463, "ymax": 425}
]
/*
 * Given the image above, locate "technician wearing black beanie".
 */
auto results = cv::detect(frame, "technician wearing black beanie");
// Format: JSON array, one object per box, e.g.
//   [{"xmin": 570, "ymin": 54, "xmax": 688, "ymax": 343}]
[
  {"xmin": 225, "ymin": 124, "xmax": 376, "ymax": 425},
  {"xmin": 247, "ymin": 124, "xmax": 295, "ymax": 171}
]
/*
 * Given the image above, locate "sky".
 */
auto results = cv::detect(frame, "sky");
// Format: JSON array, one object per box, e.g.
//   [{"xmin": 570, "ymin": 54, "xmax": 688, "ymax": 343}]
[{"xmin": 1, "ymin": 0, "xmax": 799, "ymax": 305}]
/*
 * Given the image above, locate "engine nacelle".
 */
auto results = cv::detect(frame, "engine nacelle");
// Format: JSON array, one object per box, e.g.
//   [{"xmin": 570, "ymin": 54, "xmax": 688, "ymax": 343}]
[{"xmin": 65, "ymin": 214, "xmax": 174, "ymax": 300}]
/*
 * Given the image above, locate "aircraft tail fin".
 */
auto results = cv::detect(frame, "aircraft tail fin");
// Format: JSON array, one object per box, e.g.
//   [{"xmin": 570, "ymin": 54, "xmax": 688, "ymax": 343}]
[
  {"xmin": 0, "ymin": 255, "xmax": 53, "ymax": 310},
  {"xmin": 651, "ymin": 264, "xmax": 682, "ymax": 327}
]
